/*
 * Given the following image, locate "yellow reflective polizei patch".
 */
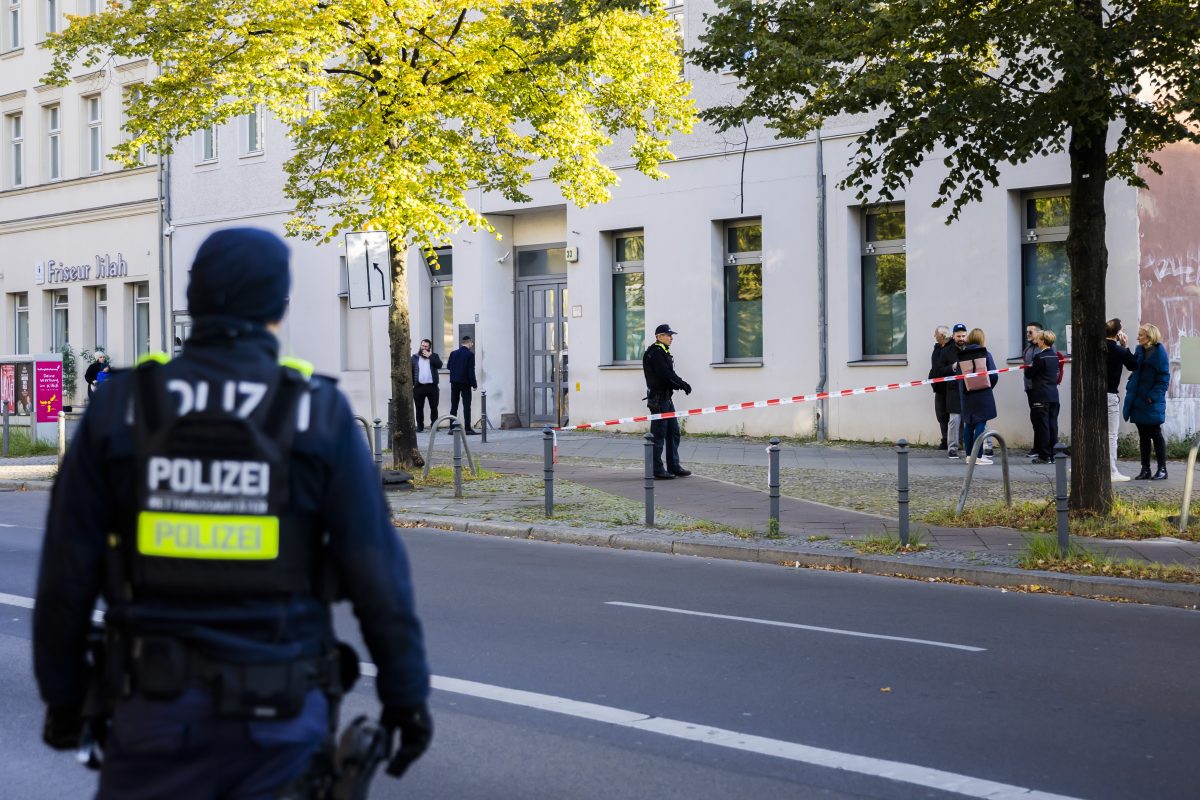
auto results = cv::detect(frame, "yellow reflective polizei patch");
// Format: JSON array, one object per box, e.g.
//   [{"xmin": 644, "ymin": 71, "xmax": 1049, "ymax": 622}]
[{"xmin": 137, "ymin": 512, "xmax": 280, "ymax": 560}]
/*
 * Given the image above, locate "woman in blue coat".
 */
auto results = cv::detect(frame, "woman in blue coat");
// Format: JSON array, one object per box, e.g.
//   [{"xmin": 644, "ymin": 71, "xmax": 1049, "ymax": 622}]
[
  {"xmin": 1123, "ymin": 323, "xmax": 1171, "ymax": 480},
  {"xmin": 956, "ymin": 328, "xmax": 999, "ymax": 465}
]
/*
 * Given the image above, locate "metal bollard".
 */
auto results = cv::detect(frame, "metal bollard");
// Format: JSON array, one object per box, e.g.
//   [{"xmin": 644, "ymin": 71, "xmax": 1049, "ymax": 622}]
[
  {"xmin": 1054, "ymin": 443, "xmax": 1070, "ymax": 553},
  {"xmin": 768, "ymin": 437, "xmax": 781, "ymax": 534},
  {"xmin": 480, "ymin": 391, "xmax": 488, "ymax": 444},
  {"xmin": 643, "ymin": 433, "xmax": 655, "ymax": 528},
  {"xmin": 2, "ymin": 402, "xmax": 9, "ymax": 457},
  {"xmin": 373, "ymin": 418, "xmax": 384, "ymax": 470},
  {"xmin": 58, "ymin": 411, "xmax": 67, "ymax": 466},
  {"xmin": 452, "ymin": 423, "xmax": 464, "ymax": 499},
  {"xmin": 896, "ymin": 438, "xmax": 910, "ymax": 546},
  {"xmin": 543, "ymin": 425, "xmax": 554, "ymax": 517}
]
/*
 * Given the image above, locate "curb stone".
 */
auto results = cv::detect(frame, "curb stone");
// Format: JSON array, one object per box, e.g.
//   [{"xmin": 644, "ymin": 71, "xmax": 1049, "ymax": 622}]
[
  {"xmin": 0, "ymin": 479, "xmax": 53, "ymax": 491},
  {"xmin": 392, "ymin": 512, "xmax": 1200, "ymax": 610}
]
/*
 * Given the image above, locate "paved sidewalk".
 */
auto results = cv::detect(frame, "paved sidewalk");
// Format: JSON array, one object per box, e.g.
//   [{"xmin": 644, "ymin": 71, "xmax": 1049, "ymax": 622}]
[{"xmin": 420, "ymin": 427, "xmax": 1174, "ymax": 486}]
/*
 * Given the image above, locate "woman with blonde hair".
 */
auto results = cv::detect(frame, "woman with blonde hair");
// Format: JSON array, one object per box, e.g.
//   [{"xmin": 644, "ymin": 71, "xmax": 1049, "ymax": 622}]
[
  {"xmin": 1123, "ymin": 323, "xmax": 1171, "ymax": 480},
  {"xmin": 955, "ymin": 327, "xmax": 999, "ymax": 465}
]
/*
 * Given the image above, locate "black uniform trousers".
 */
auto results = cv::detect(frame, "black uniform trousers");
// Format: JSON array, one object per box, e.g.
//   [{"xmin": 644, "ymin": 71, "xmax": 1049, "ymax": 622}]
[
  {"xmin": 649, "ymin": 393, "xmax": 682, "ymax": 474},
  {"xmin": 449, "ymin": 382, "xmax": 473, "ymax": 430},
  {"xmin": 413, "ymin": 382, "xmax": 439, "ymax": 430},
  {"xmin": 1031, "ymin": 401, "xmax": 1060, "ymax": 460}
]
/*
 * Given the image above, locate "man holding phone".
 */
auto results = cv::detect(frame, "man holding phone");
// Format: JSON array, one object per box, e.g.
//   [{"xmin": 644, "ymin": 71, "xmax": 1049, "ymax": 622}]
[{"xmin": 411, "ymin": 339, "xmax": 443, "ymax": 433}]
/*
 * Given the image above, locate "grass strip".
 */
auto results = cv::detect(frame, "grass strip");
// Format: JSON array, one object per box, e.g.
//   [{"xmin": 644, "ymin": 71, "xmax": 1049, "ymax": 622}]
[
  {"xmin": 1018, "ymin": 534, "xmax": 1200, "ymax": 584},
  {"xmin": 925, "ymin": 498, "xmax": 1200, "ymax": 542}
]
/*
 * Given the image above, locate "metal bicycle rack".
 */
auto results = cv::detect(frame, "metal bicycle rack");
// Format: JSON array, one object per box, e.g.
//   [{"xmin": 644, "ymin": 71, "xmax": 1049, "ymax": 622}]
[
  {"xmin": 955, "ymin": 430, "xmax": 1012, "ymax": 515},
  {"xmin": 422, "ymin": 415, "xmax": 477, "ymax": 479},
  {"xmin": 1177, "ymin": 433, "xmax": 1200, "ymax": 531}
]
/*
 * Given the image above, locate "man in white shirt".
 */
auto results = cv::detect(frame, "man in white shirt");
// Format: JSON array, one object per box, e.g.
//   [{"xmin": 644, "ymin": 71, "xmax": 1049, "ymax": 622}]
[{"xmin": 411, "ymin": 339, "xmax": 443, "ymax": 432}]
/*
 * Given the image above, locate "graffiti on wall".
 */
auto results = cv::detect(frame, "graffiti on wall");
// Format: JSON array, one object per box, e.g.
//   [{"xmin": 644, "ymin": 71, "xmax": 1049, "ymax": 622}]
[{"xmin": 1138, "ymin": 142, "xmax": 1200, "ymax": 437}]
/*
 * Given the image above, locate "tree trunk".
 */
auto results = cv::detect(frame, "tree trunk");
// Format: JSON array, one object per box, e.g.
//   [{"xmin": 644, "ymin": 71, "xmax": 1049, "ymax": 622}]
[
  {"xmin": 389, "ymin": 244, "xmax": 422, "ymax": 470},
  {"xmin": 1066, "ymin": 124, "xmax": 1114, "ymax": 514}
]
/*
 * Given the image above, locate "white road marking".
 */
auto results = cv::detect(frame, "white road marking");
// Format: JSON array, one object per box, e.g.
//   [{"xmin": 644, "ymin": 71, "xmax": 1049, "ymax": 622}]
[
  {"xmin": 1, "ymin": 596, "xmax": 1071, "ymax": 799},
  {"xmin": 0, "ymin": 523, "xmax": 17, "ymax": 528},
  {"xmin": 606, "ymin": 601, "xmax": 986, "ymax": 652},
  {"xmin": 0, "ymin": 593, "xmax": 103, "ymax": 623}
]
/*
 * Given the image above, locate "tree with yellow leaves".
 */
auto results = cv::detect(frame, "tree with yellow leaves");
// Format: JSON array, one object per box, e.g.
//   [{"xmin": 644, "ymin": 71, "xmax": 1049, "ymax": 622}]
[{"xmin": 47, "ymin": 0, "xmax": 694, "ymax": 468}]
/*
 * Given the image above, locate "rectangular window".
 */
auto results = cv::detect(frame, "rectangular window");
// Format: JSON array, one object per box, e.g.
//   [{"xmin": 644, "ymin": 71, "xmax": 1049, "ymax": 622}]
[
  {"xmin": 429, "ymin": 249, "xmax": 454, "ymax": 358},
  {"xmin": 44, "ymin": 0, "xmax": 56, "ymax": 34},
  {"xmin": 87, "ymin": 0, "xmax": 99, "ymax": 13},
  {"xmin": 1021, "ymin": 192, "xmax": 1071, "ymax": 349},
  {"xmin": 132, "ymin": 281, "xmax": 151, "ymax": 358},
  {"xmin": 668, "ymin": 5, "xmax": 685, "ymax": 76},
  {"xmin": 6, "ymin": 113, "xmax": 21, "ymax": 188},
  {"xmin": 723, "ymin": 220, "xmax": 763, "ymax": 360},
  {"xmin": 51, "ymin": 289, "xmax": 69, "ymax": 351},
  {"xmin": 861, "ymin": 204, "xmax": 907, "ymax": 357},
  {"xmin": 6, "ymin": 0, "xmax": 20, "ymax": 50},
  {"xmin": 612, "ymin": 232, "xmax": 645, "ymax": 363},
  {"xmin": 13, "ymin": 292, "xmax": 29, "ymax": 354},
  {"xmin": 123, "ymin": 84, "xmax": 147, "ymax": 165},
  {"xmin": 195, "ymin": 124, "xmax": 217, "ymax": 163},
  {"xmin": 241, "ymin": 104, "xmax": 264, "ymax": 155},
  {"xmin": 45, "ymin": 104, "xmax": 60, "ymax": 180},
  {"xmin": 93, "ymin": 285, "xmax": 107, "ymax": 349},
  {"xmin": 85, "ymin": 94, "xmax": 102, "ymax": 173}
]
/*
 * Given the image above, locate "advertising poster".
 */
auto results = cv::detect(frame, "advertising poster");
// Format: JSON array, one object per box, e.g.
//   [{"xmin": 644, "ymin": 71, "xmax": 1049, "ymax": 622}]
[
  {"xmin": 0, "ymin": 363, "xmax": 33, "ymax": 416},
  {"xmin": 35, "ymin": 361, "xmax": 62, "ymax": 423}
]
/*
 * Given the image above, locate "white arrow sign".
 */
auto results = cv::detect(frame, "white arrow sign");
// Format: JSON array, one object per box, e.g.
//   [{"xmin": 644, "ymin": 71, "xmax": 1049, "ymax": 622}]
[{"xmin": 344, "ymin": 231, "xmax": 392, "ymax": 309}]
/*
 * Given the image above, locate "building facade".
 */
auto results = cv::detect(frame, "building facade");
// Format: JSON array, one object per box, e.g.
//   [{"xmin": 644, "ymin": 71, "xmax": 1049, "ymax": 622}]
[
  {"xmin": 0, "ymin": 2, "xmax": 166, "ymax": 410},
  {"xmin": 13, "ymin": 1, "xmax": 1200, "ymax": 447}
]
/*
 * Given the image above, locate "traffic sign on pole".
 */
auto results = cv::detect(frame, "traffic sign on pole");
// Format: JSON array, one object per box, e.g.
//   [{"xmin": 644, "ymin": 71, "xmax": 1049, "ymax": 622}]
[{"xmin": 345, "ymin": 231, "xmax": 392, "ymax": 309}]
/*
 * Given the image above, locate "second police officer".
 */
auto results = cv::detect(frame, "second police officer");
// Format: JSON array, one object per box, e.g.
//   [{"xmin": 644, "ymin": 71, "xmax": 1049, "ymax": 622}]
[
  {"xmin": 643, "ymin": 323, "xmax": 693, "ymax": 479},
  {"xmin": 33, "ymin": 228, "xmax": 432, "ymax": 798}
]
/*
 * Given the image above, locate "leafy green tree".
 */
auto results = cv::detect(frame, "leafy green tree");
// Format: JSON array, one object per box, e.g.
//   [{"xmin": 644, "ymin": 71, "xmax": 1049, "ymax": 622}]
[
  {"xmin": 694, "ymin": 0, "xmax": 1200, "ymax": 513},
  {"xmin": 48, "ymin": 0, "xmax": 693, "ymax": 468}
]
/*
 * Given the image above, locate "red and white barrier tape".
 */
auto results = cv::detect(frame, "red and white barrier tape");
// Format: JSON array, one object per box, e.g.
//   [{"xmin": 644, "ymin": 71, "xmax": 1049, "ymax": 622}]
[{"xmin": 557, "ymin": 365, "xmax": 1028, "ymax": 431}]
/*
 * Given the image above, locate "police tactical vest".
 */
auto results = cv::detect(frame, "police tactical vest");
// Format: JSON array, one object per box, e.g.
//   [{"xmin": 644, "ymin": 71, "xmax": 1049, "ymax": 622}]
[{"xmin": 127, "ymin": 361, "xmax": 318, "ymax": 599}]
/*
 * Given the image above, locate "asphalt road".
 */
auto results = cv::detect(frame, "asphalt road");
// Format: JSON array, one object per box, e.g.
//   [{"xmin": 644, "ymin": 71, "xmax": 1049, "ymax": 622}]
[{"xmin": 1, "ymin": 488, "xmax": 1198, "ymax": 799}]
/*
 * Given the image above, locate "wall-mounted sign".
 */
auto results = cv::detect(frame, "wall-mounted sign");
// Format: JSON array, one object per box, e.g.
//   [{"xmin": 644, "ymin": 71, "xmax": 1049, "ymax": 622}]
[
  {"xmin": 344, "ymin": 232, "xmax": 391, "ymax": 309},
  {"xmin": 37, "ymin": 253, "xmax": 130, "ymax": 284}
]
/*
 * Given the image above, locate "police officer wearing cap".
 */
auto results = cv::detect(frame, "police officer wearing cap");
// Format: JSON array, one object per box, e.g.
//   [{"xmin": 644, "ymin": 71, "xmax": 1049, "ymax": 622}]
[
  {"xmin": 33, "ymin": 228, "xmax": 432, "ymax": 798},
  {"xmin": 643, "ymin": 323, "xmax": 692, "ymax": 479}
]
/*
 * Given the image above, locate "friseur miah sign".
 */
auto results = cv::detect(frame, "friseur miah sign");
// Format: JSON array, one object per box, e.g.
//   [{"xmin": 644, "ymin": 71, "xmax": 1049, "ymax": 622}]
[{"xmin": 35, "ymin": 253, "xmax": 130, "ymax": 285}]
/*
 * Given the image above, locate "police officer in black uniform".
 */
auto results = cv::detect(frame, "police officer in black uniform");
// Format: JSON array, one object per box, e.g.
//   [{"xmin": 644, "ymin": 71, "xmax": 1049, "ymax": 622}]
[
  {"xmin": 643, "ymin": 323, "xmax": 692, "ymax": 479},
  {"xmin": 33, "ymin": 228, "xmax": 432, "ymax": 799}
]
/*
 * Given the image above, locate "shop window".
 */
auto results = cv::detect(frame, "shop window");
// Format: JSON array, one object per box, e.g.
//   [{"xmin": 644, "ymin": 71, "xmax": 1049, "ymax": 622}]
[
  {"xmin": 51, "ymin": 289, "xmax": 68, "ymax": 350},
  {"xmin": 12, "ymin": 292, "xmax": 28, "ymax": 354},
  {"xmin": 611, "ymin": 232, "xmax": 645, "ymax": 363},
  {"xmin": 861, "ymin": 204, "xmax": 906, "ymax": 357},
  {"xmin": 723, "ymin": 220, "xmax": 762, "ymax": 360},
  {"xmin": 132, "ymin": 281, "xmax": 151, "ymax": 358},
  {"xmin": 1021, "ymin": 191, "xmax": 1071, "ymax": 351}
]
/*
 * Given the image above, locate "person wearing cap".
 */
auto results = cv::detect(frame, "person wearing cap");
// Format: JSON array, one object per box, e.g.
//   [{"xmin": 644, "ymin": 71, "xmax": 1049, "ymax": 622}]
[
  {"xmin": 33, "ymin": 228, "xmax": 432, "ymax": 798},
  {"xmin": 643, "ymin": 323, "xmax": 692, "ymax": 479},
  {"xmin": 84, "ymin": 350, "xmax": 111, "ymax": 400},
  {"xmin": 934, "ymin": 324, "xmax": 969, "ymax": 458}
]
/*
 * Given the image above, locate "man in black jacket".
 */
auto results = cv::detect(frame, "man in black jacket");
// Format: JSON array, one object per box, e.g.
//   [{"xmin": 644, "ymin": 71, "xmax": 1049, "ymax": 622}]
[
  {"xmin": 34, "ymin": 229, "xmax": 431, "ymax": 799},
  {"xmin": 643, "ymin": 323, "xmax": 692, "ymax": 479},
  {"xmin": 411, "ymin": 338, "xmax": 443, "ymax": 432},
  {"xmin": 447, "ymin": 335, "xmax": 478, "ymax": 434},
  {"xmin": 935, "ymin": 324, "xmax": 968, "ymax": 458}
]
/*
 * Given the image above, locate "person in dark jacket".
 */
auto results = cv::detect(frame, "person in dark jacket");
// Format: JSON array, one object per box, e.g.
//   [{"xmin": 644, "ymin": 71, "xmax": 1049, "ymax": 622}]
[
  {"xmin": 1123, "ymin": 323, "xmax": 1171, "ymax": 480},
  {"xmin": 1106, "ymin": 318, "xmax": 1138, "ymax": 480},
  {"xmin": 935, "ymin": 324, "xmax": 967, "ymax": 457},
  {"xmin": 411, "ymin": 338, "xmax": 443, "ymax": 432},
  {"xmin": 643, "ymin": 323, "xmax": 692, "ymax": 479},
  {"xmin": 956, "ymin": 327, "xmax": 999, "ymax": 465},
  {"xmin": 1021, "ymin": 321, "xmax": 1042, "ymax": 455},
  {"xmin": 83, "ymin": 350, "xmax": 111, "ymax": 399},
  {"xmin": 1028, "ymin": 330, "xmax": 1062, "ymax": 464},
  {"xmin": 33, "ymin": 229, "xmax": 431, "ymax": 798},
  {"xmin": 929, "ymin": 326, "xmax": 951, "ymax": 449},
  {"xmin": 446, "ymin": 335, "xmax": 478, "ymax": 434}
]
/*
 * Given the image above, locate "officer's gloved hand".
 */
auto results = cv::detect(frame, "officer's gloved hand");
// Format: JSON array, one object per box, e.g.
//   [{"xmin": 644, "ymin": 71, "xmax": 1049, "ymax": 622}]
[
  {"xmin": 43, "ymin": 704, "xmax": 84, "ymax": 750},
  {"xmin": 682, "ymin": 382, "xmax": 692, "ymax": 395},
  {"xmin": 381, "ymin": 703, "xmax": 433, "ymax": 779}
]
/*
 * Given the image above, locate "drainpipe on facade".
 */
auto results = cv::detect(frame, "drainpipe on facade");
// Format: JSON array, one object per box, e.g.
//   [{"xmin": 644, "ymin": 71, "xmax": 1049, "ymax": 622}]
[
  {"xmin": 157, "ymin": 151, "xmax": 169, "ymax": 352},
  {"xmin": 815, "ymin": 128, "xmax": 828, "ymax": 442}
]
